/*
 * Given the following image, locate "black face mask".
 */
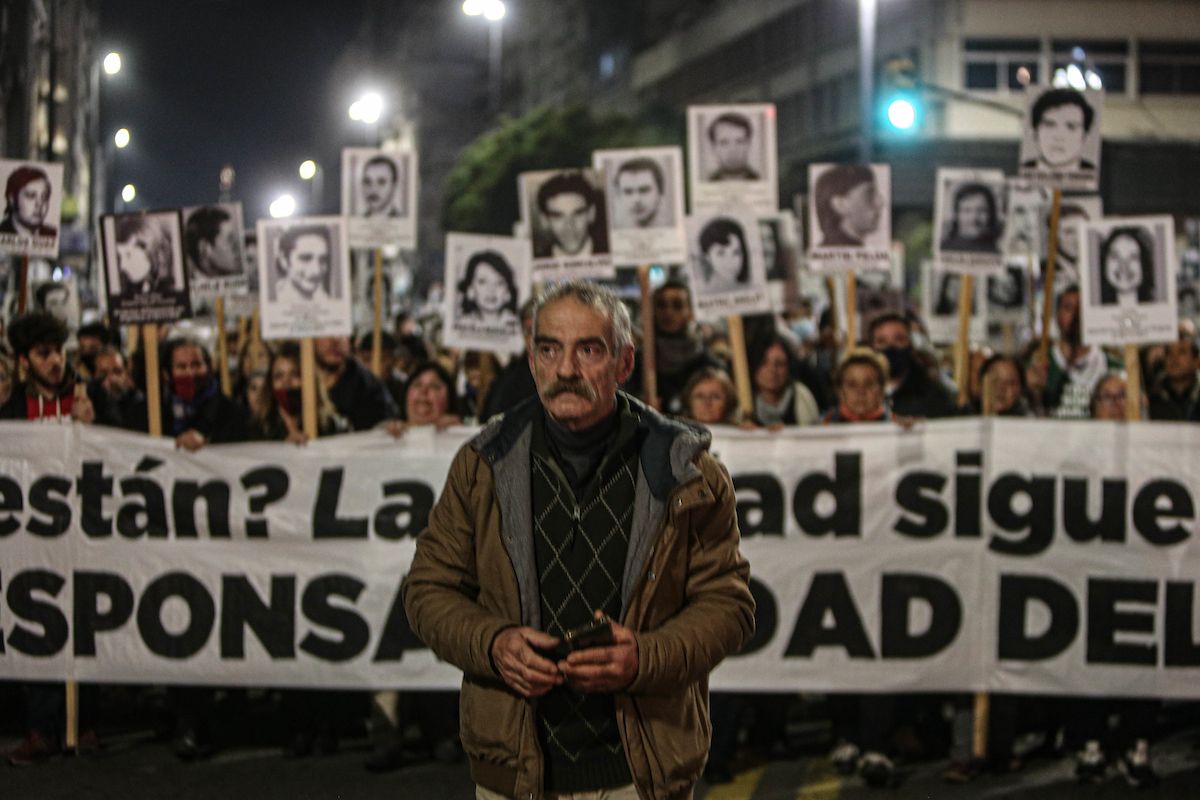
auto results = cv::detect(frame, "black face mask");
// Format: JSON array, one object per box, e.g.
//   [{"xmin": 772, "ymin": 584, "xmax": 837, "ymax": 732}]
[
  {"xmin": 273, "ymin": 387, "xmax": 302, "ymax": 417},
  {"xmin": 881, "ymin": 346, "xmax": 912, "ymax": 378}
]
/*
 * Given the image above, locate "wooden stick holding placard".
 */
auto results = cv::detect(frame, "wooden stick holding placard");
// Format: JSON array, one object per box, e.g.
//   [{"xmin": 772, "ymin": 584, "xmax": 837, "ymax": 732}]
[
  {"xmin": 17, "ymin": 255, "xmax": 28, "ymax": 313},
  {"xmin": 127, "ymin": 325, "xmax": 140, "ymax": 355},
  {"xmin": 251, "ymin": 306, "xmax": 262, "ymax": 344},
  {"xmin": 215, "ymin": 296, "xmax": 231, "ymax": 396},
  {"xmin": 371, "ymin": 248, "xmax": 384, "ymax": 377},
  {"xmin": 144, "ymin": 324, "xmax": 162, "ymax": 436},
  {"xmin": 300, "ymin": 338, "xmax": 318, "ymax": 440},
  {"xmin": 1124, "ymin": 344, "xmax": 1142, "ymax": 422},
  {"xmin": 845, "ymin": 273, "xmax": 858, "ymax": 349},
  {"xmin": 728, "ymin": 316, "xmax": 754, "ymax": 418},
  {"xmin": 638, "ymin": 265, "xmax": 659, "ymax": 409},
  {"xmin": 953, "ymin": 275, "xmax": 975, "ymax": 407},
  {"xmin": 1037, "ymin": 190, "xmax": 1064, "ymax": 363}
]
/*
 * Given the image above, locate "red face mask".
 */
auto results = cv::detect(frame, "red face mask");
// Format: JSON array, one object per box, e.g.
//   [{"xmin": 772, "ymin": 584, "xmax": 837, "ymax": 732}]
[
  {"xmin": 273, "ymin": 387, "xmax": 303, "ymax": 416},
  {"xmin": 172, "ymin": 374, "xmax": 208, "ymax": 401}
]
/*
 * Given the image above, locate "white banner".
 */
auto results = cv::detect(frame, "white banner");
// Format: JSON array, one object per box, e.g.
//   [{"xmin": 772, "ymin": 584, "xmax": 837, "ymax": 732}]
[{"xmin": 1, "ymin": 420, "xmax": 1198, "ymax": 698}]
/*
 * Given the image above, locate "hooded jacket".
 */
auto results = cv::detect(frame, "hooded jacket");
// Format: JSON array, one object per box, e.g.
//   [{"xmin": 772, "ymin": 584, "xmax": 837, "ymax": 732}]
[{"xmin": 403, "ymin": 392, "xmax": 754, "ymax": 799}]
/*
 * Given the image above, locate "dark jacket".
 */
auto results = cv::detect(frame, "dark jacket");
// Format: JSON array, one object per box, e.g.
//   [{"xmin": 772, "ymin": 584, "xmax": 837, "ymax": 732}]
[
  {"xmin": 890, "ymin": 366, "xmax": 959, "ymax": 419},
  {"xmin": 480, "ymin": 353, "xmax": 538, "ymax": 423},
  {"xmin": 328, "ymin": 358, "xmax": 399, "ymax": 431},
  {"xmin": 403, "ymin": 393, "xmax": 754, "ymax": 800}
]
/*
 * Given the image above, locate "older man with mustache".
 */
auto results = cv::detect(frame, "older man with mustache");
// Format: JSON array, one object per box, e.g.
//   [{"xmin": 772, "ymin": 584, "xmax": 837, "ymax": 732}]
[{"xmin": 404, "ymin": 280, "xmax": 754, "ymax": 800}]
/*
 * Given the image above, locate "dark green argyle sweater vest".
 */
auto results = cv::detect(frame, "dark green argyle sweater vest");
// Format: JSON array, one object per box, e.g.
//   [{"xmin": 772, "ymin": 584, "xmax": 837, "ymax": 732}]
[{"xmin": 530, "ymin": 407, "xmax": 639, "ymax": 793}]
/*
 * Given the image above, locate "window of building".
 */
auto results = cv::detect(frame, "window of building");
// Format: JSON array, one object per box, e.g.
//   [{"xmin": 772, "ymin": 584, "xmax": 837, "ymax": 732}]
[
  {"xmin": 1139, "ymin": 40, "xmax": 1200, "ymax": 95},
  {"xmin": 963, "ymin": 38, "xmax": 1040, "ymax": 91},
  {"xmin": 1052, "ymin": 39, "xmax": 1128, "ymax": 93}
]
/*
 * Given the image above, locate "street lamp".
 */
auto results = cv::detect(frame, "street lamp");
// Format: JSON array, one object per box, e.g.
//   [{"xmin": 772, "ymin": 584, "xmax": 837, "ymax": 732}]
[
  {"xmin": 462, "ymin": 0, "xmax": 506, "ymax": 112},
  {"xmin": 348, "ymin": 92, "xmax": 383, "ymax": 125},
  {"xmin": 857, "ymin": 0, "xmax": 878, "ymax": 163},
  {"xmin": 113, "ymin": 127, "xmax": 130, "ymax": 149},
  {"xmin": 121, "ymin": 184, "xmax": 136, "ymax": 203},
  {"xmin": 299, "ymin": 160, "xmax": 317, "ymax": 180},
  {"xmin": 299, "ymin": 160, "xmax": 323, "ymax": 213},
  {"xmin": 103, "ymin": 52, "xmax": 122, "ymax": 76},
  {"xmin": 269, "ymin": 194, "xmax": 296, "ymax": 219}
]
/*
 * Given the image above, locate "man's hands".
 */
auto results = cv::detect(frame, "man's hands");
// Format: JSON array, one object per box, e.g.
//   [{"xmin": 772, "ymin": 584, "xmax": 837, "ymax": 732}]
[
  {"xmin": 558, "ymin": 615, "xmax": 639, "ymax": 694},
  {"xmin": 175, "ymin": 429, "xmax": 207, "ymax": 451},
  {"xmin": 491, "ymin": 627, "xmax": 564, "ymax": 698},
  {"xmin": 491, "ymin": 613, "xmax": 640, "ymax": 697}
]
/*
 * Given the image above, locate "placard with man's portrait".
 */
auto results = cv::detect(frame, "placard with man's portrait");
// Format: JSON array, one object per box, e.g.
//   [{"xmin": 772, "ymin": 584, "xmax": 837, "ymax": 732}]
[
  {"xmin": 684, "ymin": 209, "xmax": 771, "ymax": 322},
  {"xmin": 519, "ymin": 168, "xmax": 614, "ymax": 282},
  {"xmin": 0, "ymin": 158, "xmax": 64, "ymax": 258},
  {"xmin": 1077, "ymin": 215, "xmax": 1176, "ymax": 346},
  {"xmin": 1018, "ymin": 86, "xmax": 1104, "ymax": 192},
  {"xmin": 182, "ymin": 202, "xmax": 248, "ymax": 307},
  {"xmin": 921, "ymin": 260, "xmax": 986, "ymax": 345},
  {"xmin": 593, "ymin": 146, "xmax": 686, "ymax": 266},
  {"xmin": 1053, "ymin": 195, "xmax": 1103, "ymax": 291},
  {"xmin": 1003, "ymin": 179, "xmax": 1051, "ymax": 260},
  {"xmin": 933, "ymin": 168, "xmax": 1007, "ymax": 274},
  {"xmin": 28, "ymin": 276, "xmax": 81, "ymax": 332},
  {"xmin": 342, "ymin": 148, "xmax": 418, "ymax": 249},
  {"xmin": 100, "ymin": 210, "xmax": 192, "ymax": 325},
  {"xmin": 806, "ymin": 163, "xmax": 892, "ymax": 272},
  {"xmin": 442, "ymin": 233, "xmax": 530, "ymax": 353},
  {"xmin": 687, "ymin": 104, "xmax": 778, "ymax": 217},
  {"xmin": 985, "ymin": 261, "xmax": 1029, "ymax": 324},
  {"xmin": 255, "ymin": 216, "xmax": 351, "ymax": 340}
]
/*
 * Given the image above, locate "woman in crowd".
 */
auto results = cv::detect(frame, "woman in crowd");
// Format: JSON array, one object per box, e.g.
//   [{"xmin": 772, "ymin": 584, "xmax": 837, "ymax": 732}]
[
  {"xmin": 822, "ymin": 348, "xmax": 890, "ymax": 424},
  {"xmin": 750, "ymin": 335, "xmax": 820, "ymax": 427},
  {"xmin": 680, "ymin": 366, "xmax": 741, "ymax": 427},
  {"xmin": 978, "ymin": 354, "xmax": 1034, "ymax": 416}
]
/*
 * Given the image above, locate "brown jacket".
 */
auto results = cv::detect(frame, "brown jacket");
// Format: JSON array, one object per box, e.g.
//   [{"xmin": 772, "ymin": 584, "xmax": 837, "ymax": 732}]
[{"xmin": 403, "ymin": 394, "xmax": 754, "ymax": 799}]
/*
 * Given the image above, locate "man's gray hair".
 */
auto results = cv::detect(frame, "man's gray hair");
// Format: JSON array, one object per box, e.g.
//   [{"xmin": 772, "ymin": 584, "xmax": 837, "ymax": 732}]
[{"xmin": 533, "ymin": 280, "xmax": 634, "ymax": 352}]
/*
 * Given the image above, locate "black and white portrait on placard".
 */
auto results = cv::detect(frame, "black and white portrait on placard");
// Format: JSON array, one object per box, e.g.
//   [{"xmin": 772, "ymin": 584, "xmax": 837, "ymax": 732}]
[
  {"xmin": 1019, "ymin": 86, "xmax": 1104, "ymax": 192},
  {"xmin": 593, "ymin": 146, "xmax": 686, "ymax": 266},
  {"xmin": 101, "ymin": 210, "xmax": 192, "ymax": 325},
  {"xmin": 519, "ymin": 168, "xmax": 614, "ymax": 282},
  {"xmin": 934, "ymin": 168, "xmax": 1007, "ymax": 273},
  {"xmin": 986, "ymin": 262, "xmax": 1028, "ymax": 323},
  {"xmin": 0, "ymin": 159, "xmax": 64, "ymax": 259},
  {"xmin": 182, "ymin": 202, "xmax": 248, "ymax": 306},
  {"xmin": 922, "ymin": 260, "xmax": 985, "ymax": 345},
  {"xmin": 1054, "ymin": 196, "xmax": 1103, "ymax": 290},
  {"xmin": 256, "ymin": 216, "xmax": 351, "ymax": 340},
  {"xmin": 1078, "ymin": 215, "xmax": 1176, "ymax": 346},
  {"xmin": 1003, "ymin": 180, "xmax": 1051, "ymax": 260},
  {"xmin": 806, "ymin": 163, "xmax": 891, "ymax": 271},
  {"xmin": 684, "ymin": 210, "xmax": 770, "ymax": 322},
  {"xmin": 342, "ymin": 147, "xmax": 418, "ymax": 249},
  {"xmin": 31, "ymin": 277, "xmax": 80, "ymax": 331},
  {"xmin": 687, "ymin": 104, "xmax": 778, "ymax": 217},
  {"xmin": 442, "ymin": 233, "xmax": 530, "ymax": 352}
]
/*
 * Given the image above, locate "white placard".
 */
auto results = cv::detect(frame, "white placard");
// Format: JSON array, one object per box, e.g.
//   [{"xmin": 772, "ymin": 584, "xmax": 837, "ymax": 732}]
[
  {"xmin": 922, "ymin": 260, "xmax": 986, "ymax": 345},
  {"xmin": 101, "ymin": 210, "xmax": 193, "ymax": 325},
  {"xmin": 933, "ymin": 168, "xmax": 1007, "ymax": 274},
  {"xmin": 182, "ymin": 202, "xmax": 249, "ymax": 309},
  {"xmin": 687, "ymin": 104, "xmax": 778, "ymax": 217},
  {"xmin": 1054, "ymin": 195, "xmax": 1103, "ymax": 290},
  {"xmin": 29, "ymin": 275, "xmax": 80, "ymax": 332},
  {"xmin": 685, "ymin": 209, "xmax": 771, "ymax": 322},
  {"xmin": 256, "ymin": 216, "xmax": 352, "ymax": 340},
  {"xmin": 1019, "ymin": 87, "xmax": 1104, "ymax": 192},
  {"xmin": 0, "ymin": 159, "xmax": 63, "ymax": 258},
  {"xmin": 985, "ymin": 261, "xmax": 1030, "ymax": 324},
  {"xmin": 519, "ymin": 169, "xmax": 615, "ymax": 282},
  {"xmin": 342, "ymin": 148, "xmax": 418, "ymax": 249},
  {"xmin": 1003, "ymin": 179, "xmax": 1051, "ymax": 260},
  {"xmin": 593, "ymin": 146, "xmax": 686, "ymax": 266},
  {"xmin": 807, "ymin": 164, "xmax": 891, "ymax": 272},
  {"xmin": 1078, "ymin": 215, "xmax": 1177, "ymax": 347},
  {"xmin": 441, "ymin": 233, "xmax": 530, "ymax": 352}
]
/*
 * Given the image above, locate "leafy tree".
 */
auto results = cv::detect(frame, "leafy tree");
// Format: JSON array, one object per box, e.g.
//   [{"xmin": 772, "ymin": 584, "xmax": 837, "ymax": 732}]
[{"xmin": 442, "ymin": 105, "xmax": 676, "ymax": 235}]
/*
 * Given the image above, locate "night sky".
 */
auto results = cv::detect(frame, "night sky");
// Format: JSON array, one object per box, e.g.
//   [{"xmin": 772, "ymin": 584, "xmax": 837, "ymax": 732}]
[{"xmin": 100, "ymin": 0, "xmax": 369, "ymax": 223}]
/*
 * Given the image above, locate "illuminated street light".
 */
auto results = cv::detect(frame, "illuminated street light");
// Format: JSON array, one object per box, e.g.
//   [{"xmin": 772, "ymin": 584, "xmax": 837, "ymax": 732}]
[
  {"xmin": 1066, "ymin": 64, "xmax": 1087, "ymax": 91},
  {"xmin": 348, "ymin": 92, "xmax": 383, "ymax": 124},
  {"xmin": 269, "ymin": 194, "xmax": 296, "ymax": 219},
  {"xmin": 299, "ymin": 160, "xmax": 318, "ymax": 180},
  {"xmin": 114, "ymin": 127, "xmax": 131, "ymax": 149},
  {"xmin": 1085, "ymin": 69, "xmax": 1104, "ymax": 90},
  {"xmin": 886, "ymin": 98, "xmax": 916, "ymax": 130},
  {"xmin": 103, "ymin": 52, "xmax": 122, "ymax": 76},
  {"xmin": 121, "ymin": 184, "xmax": 136, "ymax": 203},
  {"xmin": 463, "ymin": 0, "xmax": 506, "ymax": 20}
]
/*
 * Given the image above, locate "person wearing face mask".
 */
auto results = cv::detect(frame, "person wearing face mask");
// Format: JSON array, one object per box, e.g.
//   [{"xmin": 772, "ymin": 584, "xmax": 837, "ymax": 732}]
[
  {"xmin": 149, "ymin": 337, "xmax": 249, "ymax": 451},
  {"xmin": 1025, "ymin": 286, "xmax": 1119, "ymax": 418},
  {"xmin": 867, "ymin": 312, "xmax": 957, "ymax": 419}
]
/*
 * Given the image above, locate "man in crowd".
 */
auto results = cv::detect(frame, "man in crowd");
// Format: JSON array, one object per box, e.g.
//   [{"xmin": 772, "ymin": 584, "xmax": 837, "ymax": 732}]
[
  {"xmin": 316, "ymin": 335, "xmax": 398, "ymax": 430},
  {"xmin": 361, "ymin": 154, "xmax": 404, "ymax": 217},
  {"xmin": 534, "ymin": 171, "xmax": 607, "ymax": 258},
  {"xmin": 868, "ymin": 312, "xmax": 957, "ymax": 418},
  {"xmin": 2, "ymin": 311, "xmax": 94, "ymax": 766},
  {"xmin": 89, "ymin": 345, "xmax": 144, "ymax": 430},
  {"xmin": 1026, "ymin": 286, "xmax": 1118, "ymax": 418},
  {"xmin": 184, "ymin": 205, "xmax": 243, "ymax": 278},
  {"xmin": 612, "ymin": 157, "xmax": 668, "ymax": 229},
  {"xmin": 404, "ymin": 280, "xmax": 754, "ymax": 799},
  {"xmin": 625, "ymin": 278, "xmax": 726, "ymax": 413},
  {"xmin": 707, "ymin": 112, "xmax": 759, "ymax": 181},
  {"xmin": 1149, "ymin": 324, "xmax": 1200, "ymax": 421}
]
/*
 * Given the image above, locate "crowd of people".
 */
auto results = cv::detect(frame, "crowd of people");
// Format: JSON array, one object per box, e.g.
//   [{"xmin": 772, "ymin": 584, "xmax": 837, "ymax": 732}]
[{"xmin": 0, "ymin": 267, "xmax": 1194, "ymax": 791}]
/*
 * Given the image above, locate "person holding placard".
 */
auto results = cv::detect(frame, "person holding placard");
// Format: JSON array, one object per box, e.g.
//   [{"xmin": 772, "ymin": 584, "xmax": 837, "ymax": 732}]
[
  {"xmin": 749, "ymin": 335, "xmax": 820, "ymax": 427},
  {"xmin": 315, "ymin": 335, "xmax": 399, "ymax": 431},
  {"xmin": 1025, "ymin": 286, "xmax": 1119, "ymax": 418}
]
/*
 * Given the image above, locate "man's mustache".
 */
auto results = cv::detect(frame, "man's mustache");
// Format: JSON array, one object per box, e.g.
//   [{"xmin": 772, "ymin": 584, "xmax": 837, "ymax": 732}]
[{"xmin": 545, "ymin": 379, "xmax": 597, "ymax": 402}]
